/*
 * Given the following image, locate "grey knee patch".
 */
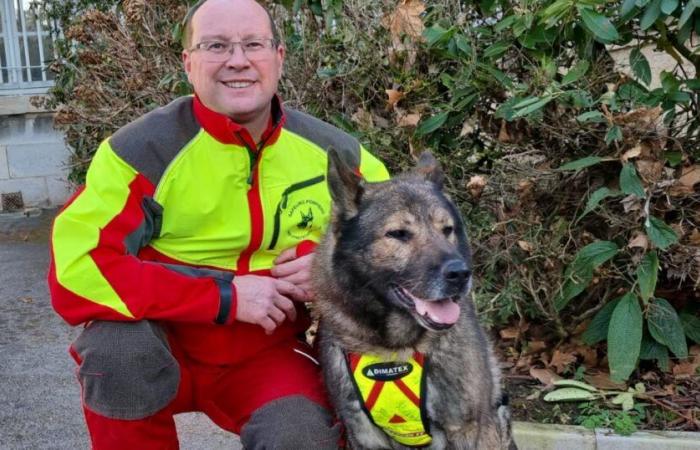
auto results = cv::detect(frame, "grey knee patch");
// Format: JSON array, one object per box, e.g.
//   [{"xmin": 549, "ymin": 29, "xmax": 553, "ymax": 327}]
[
  {"xmin": 72, "ymin": 320, "xmax": 179, "ymax": 420},
  {"xmin": 241, "ymin": 395, "xmax": 340, "ymax": 450}
]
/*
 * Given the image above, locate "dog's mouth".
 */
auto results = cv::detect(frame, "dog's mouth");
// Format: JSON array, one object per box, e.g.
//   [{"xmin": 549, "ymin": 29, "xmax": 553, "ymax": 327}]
[{"xmin": 390, "ymin": 285, "xmax": 461, "ymax": 331}]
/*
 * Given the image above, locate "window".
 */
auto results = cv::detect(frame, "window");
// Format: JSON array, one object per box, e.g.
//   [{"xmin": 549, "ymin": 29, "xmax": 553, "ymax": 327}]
[{"xmin": 0, "ymin": 0, "xmax": 58, "ymax": 95}]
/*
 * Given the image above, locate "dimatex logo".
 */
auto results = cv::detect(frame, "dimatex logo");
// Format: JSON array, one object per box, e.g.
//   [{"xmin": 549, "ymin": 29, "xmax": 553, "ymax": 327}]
[{"xmin": 363, "ymin": 362, "xmax": 413, "ymax": 381}]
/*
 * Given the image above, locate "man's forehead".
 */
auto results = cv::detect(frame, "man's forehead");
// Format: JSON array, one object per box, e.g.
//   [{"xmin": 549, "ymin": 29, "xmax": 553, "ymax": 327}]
[{"xmin": 191, "ymin": 0, "xmax": 271, "ymax": 39}]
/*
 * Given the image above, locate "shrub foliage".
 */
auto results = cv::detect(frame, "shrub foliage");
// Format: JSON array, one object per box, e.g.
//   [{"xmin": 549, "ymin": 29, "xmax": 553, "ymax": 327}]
[{"xmin": 37, "ymin": 0, "xmax": 699, "ymax": 380}]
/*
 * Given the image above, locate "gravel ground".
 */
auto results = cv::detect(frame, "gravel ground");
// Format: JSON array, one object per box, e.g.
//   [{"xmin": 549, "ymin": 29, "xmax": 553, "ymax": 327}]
[{"xmin": 0, "ymin": 209, "xmax": 239, "ymax": 449}]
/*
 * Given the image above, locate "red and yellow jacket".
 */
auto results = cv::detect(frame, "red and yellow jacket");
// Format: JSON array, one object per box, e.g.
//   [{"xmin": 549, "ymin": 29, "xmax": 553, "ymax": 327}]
[{"xmin": 48, "ymin": 95, "xmax": 389, "ymax": 365}]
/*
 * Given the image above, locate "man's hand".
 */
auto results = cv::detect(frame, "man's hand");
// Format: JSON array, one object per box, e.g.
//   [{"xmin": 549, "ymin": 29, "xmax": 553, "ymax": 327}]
[
  {"xmin": 233, "ymin": 275, "xmax": 304, "ymax": 334},
  {"xmin": 271, "ymin": 248, "xmax": 315, "ymax": 301}
]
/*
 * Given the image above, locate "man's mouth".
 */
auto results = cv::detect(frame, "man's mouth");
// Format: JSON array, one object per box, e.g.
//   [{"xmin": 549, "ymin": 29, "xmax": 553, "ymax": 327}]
[
  {"xmin": 221, "ymin": 81, "xmax": 254, "ymax": 89},
  {"xmin": 390, "ymin": 285, "xmax": 461, "ymax": 331}
]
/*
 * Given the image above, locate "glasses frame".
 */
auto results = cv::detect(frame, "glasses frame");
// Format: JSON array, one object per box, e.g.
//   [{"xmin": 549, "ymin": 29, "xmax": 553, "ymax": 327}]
[{"xmin": 188, "ymin": 38, "xmax": 278, "ymax": 61}]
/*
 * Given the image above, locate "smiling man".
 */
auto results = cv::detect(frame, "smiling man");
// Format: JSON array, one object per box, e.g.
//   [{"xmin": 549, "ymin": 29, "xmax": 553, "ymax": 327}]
[{"xmin": 47, "ymin": 0, "xmax": 389, "ymax": 448}]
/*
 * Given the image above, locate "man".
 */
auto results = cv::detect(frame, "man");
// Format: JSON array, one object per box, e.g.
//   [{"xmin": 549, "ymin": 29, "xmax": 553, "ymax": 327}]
[{"xmin": 47, "ymin": 0, "xmax": 389, "ymax": 448}]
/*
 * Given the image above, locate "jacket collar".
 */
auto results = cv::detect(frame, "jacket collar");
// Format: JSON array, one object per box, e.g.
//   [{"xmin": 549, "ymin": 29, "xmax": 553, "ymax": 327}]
[{"xmin": 192, "ymin": 94, "xmax": 285, "ymax": 150}]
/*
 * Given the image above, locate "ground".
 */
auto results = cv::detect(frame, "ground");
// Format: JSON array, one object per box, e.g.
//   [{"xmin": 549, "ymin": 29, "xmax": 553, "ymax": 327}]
[{"xmin": 0, "ymin": 209, "xmax": 239, "ymax": 449}]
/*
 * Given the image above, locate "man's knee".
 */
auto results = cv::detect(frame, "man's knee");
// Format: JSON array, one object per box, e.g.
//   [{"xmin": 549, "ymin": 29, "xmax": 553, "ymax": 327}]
[
  {"xmin": 240, "ymin": 395, "xmax": 340, "ymax": 450},
  {"xmin": 71, "ymin": 320, "xmax": 179, "ymax": 420}
]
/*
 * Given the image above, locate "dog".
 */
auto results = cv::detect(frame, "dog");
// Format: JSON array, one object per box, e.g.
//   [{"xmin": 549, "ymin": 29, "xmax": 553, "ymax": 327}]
[{"xmin": 312, "ymin": 150, "xmax": 516, "ymax": 449}]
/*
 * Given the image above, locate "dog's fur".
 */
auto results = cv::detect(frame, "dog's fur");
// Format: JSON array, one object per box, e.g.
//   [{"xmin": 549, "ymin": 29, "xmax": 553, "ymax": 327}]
[{"xmin": 312, "ymin": 150, "xmax": 516, "ymax": 449}]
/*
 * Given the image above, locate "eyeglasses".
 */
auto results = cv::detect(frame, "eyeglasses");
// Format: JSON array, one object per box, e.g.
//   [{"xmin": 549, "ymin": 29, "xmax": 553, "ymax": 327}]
[{"xmin": 189, "ymin": 38, "xmax": 277, "ymax": 62}]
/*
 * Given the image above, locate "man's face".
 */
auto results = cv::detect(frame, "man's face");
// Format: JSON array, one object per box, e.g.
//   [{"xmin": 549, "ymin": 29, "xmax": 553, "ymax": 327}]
[{"xmin": 182, "ymin": 0, "xmax": 284, "ymax": 124}]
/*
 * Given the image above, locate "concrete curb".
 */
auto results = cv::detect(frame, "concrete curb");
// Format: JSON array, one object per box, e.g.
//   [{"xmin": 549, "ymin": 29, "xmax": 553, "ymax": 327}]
[{"xmin": 513, "ymin": 422, "xmax": 700, "ymax": 450}]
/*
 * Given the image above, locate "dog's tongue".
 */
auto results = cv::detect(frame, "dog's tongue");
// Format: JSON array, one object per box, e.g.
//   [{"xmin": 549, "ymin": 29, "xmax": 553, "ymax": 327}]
[{"xmin": 413, "ymin": 297, "xmax": 461, "ymax": 325}]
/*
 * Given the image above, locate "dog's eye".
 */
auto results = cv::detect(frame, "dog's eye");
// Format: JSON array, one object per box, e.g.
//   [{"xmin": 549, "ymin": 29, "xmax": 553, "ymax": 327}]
[
  {"xmin": 386, "ymin": 229, "xmax": 412, "ymax": 241},
  {"xmin": 442, "ymin": 226, "xmax": 453, "ymax": 236}
]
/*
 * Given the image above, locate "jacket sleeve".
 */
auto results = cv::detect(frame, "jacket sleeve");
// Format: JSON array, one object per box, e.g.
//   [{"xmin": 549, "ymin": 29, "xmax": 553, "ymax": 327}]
[
  {"xmin": 358, "ymin": 145, "xmax": 391, "ymax": 182},
  {"xmin": 48, "ymin": 141, "xmax": 235, "ymax": 326}
]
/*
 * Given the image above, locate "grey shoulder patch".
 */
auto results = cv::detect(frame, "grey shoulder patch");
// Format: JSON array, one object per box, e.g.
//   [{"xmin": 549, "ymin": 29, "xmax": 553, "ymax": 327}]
[
  {"xmin": 109, "ymin": 97, "xmax": 200, "ymax": 185},
  {"xmin": 284, "ymin": 109, "xmax": 361, "ymax": 169}
]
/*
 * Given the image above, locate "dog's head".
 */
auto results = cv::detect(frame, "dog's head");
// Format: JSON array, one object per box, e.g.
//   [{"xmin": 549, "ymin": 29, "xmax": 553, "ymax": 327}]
[{"xmin": 326, "ymin": 149, "xmax": 472, "ymax": 333}]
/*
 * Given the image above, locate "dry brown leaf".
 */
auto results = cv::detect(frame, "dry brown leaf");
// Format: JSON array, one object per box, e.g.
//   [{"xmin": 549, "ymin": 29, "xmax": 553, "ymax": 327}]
[
  {"xmin": 679, "ymin": 165, "xmax": 700, "ymax": 188},
  {"xmin": 689, "ymin": 345, "xmax": 700, "ymax": 356},
  {"xmin": 636, "ymin": 160, "xmax": 664, "ymax": 183},
  {"xmin": 584, "ymin": 372, "xmax": 626, "ymax": 390},
  {"xmin": 518, "ymin": 241, "xmax": 534, "ymax": 253},
  {"xmin": 672, "ymin": 359, "xmax": 700, "ymax": 377},
  {"xmin": 351, "ymin": 108, "xmax": 373, "ymax": 128},
  {"xmin": 498, "ymin": 120, "xmax": 512, "ymax": 143},
  {"xmin": 628, "ymin": 232, "xmax": 649, "ymax": 250},
  {"xmin": 466, "ymin": 175, "xmax": 487, "ymax": 199},
  {"xmin": 688, "ymin": 229, "xmax": 700, "ymax": 246},
  {"xmin": 526, "ymin": 340, "xmax": 547, "ymax": 354},
  {"xmin": 386, "ymin": 0, "xmax": 425, "ymax": 40},
  {"xmin": 499, "ymin": 327, "xmax": 520, "ymax": 339},
  {"xmin": 385, "ymin": 89, "xmax": 404, "ymax": 110},
  {"xmin": 621, "ymin": 145, "xmax": 642, "ymax": 162},
  {"xmin": 397, "ymin": 112, "xmax": 421, "ymax": 127},
  {"xmin": 573, "ymin": 346, "xmax": 598, "ymax": 368},
  {"xmin": 530, "ymin": 367, "xmax": 561, "ymax": 386},
  {"xmin": 459, "ymin": 119, "xmax": 475, "ymax": 137},
  {"xmin": 613, "ymin": 106, "xmax": 662, "ymax": 127},
  {"xmin": 549, "ymin": 349, "xmax": 577, "ymax": 373},
  {"xmin": 515, "ymin": 354, "xmax": 534, "ymax": 370}
]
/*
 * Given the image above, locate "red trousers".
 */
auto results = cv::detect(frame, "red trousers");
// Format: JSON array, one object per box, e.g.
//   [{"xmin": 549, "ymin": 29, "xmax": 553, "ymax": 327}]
[{"xmin": 76, "ymin": 333, "xmax": 330, "ymax": 449}]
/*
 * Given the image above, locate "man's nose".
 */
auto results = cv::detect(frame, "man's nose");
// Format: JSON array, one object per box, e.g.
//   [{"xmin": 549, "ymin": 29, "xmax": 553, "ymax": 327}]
[{"xmin": 224, "ymin": 44, "xmax": 250, "ymax": 67}]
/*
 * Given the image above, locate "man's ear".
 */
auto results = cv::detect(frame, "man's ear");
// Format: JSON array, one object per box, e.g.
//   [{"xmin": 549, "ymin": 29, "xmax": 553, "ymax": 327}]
[
  {"xmin": 415, "ymin": 151, "xmax": 444, "ymax": 189},
  {"xmin": 327, "ymin": 148, "xmax": 363, "ymax": 218}
]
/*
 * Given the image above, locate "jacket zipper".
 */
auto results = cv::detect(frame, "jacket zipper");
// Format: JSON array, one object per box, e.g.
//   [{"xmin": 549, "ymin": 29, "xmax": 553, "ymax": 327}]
[{"xmin": 268, "ymin": 175, "xmax": 325, "ymax": 250}]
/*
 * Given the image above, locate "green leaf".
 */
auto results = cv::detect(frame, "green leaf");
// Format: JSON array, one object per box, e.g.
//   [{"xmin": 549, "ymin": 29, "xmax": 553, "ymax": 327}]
[
  {"xmin": 544, "ymin": 388, "xmax": 597, "ymax": 402},
  {"xmin": 558, "ymin": 156, "xmax": 604, "ymax": 171},
  {"xmin": 661, "ymin": 0, "xmax": 679, "ymax": 14},
  {"xmin": 680, "ymin": 313, "xmax": 700, "ymax": 344},
  {"xmin": 636, "ymin": 251, "xmax": 658, "ymax": 303},
  {"xmin": 630, "ymin": 49, "xmax": 652, "ymax": 85},
  {"xmin": 581, "ymin": 187, "xmax": 621, "ymax": 218},
  {"xmin": 679, "ymin": 1, "xmax": 697, "ymax": 29},
  {"xmin": 686, "ymin": 79, "xmax": 700, "ymax": 90},
  {"xmin": 579, "ymin": 7, "xmax": 620, "ymax": 42},
  {"xmin": 553, "ymin": 379, "xmax": 598, "ymax": 392},
  {"xmin": 640, "ymin": 0, "xmax": 662, "ymax": 30},
  {"xmin": 640, "ymin": 334, "xmax": 670, "ymax": 371},
  {"xmin": 453, "ymin": 34, "xmax": 472, "ymax": 57},
  {"xmin": 512, "ymin": 97, "xmax": 553, "ymax": 118},
  {"xmin": 620, "ymin": 163, "xmax": 645, "ymax": 198},
  {"xmin": 423, "ymin": 25, "xmax": 454, "ymax": 47},
  {"xmin": 645, "ymin": 216, "xmax": 678, "ymax": 249},
  {"xmin": 562, "ymin": 60, "xmax": 590, "ymax": 85},
  {"xmin": 612, "ymin": 392, "xmax": 635, "ymax": 411},
  {"xmin": 648, "ymin": 298, "xmax": 688, "ymax": 358},
  {"xmin": 664, "ymin": 151, "xmax": 683, "ymax": 166},
  {"xmin": 608, "ymin": 293, "xmax": 643, "ymax": 381},
  {"xmin": 572, "ymin": 241, "xmax": 619, "ymax": 271},
  {"xmin": 415, "ymin": 112, "xmax": 449, "ymax": 137},
  {"xmin": 605, "ymin": 125, "xmax": 623, "ymax": 145},
  {"xmin": 583, "ymin": 297, "xmax": 622, "ymax": 345},
  {"xmin": 483, "ymin": 41, "xmax": 510, "ymax": 58},
  {"xmin": 494, "ymin": 15, "xmax": 517, "ymax": 32},
  {"xmin": 555, "ymin": 267, "xmax": 594, "ymax": 311},
  {"xmin": 621, "ymin": 0, "xmax": 638, "ymax": 15},
  {"xmin": 576, "ymin": 111, "xmax": 607, "ymax": 123}
]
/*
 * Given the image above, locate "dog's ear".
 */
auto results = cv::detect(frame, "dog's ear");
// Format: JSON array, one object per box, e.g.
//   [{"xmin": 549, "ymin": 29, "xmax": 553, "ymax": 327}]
[
  {"xmin": 327, "ymin": 147, "xmax": 364, "ymax": 217},
  {"xmin": 415, "ymin": 151, "xmax": 444, "ymax": 189}
]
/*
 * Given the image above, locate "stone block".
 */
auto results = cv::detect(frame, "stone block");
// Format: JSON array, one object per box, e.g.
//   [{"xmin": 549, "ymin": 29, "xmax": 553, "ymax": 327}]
[
  {"xmin": 596, "ymin": 428, "xmax": 700, "ymax": 450},
  {"xmin": 513, "ymin": 422, "xmax": 596, "ymax": 450},
  {"xmin": 0, "ymin": 145, "xmax": 8, "ymax": 180},
  {"xmin": 0, "ymin": 178, "xmax": 49, "ymax": 209},
  {"xmin": 46, "ymin": 176, "xmax": 75, "ymax": 207},
  {"xmin": 7, "ymin": 142, "xmax": 71, "ymax": 178}
]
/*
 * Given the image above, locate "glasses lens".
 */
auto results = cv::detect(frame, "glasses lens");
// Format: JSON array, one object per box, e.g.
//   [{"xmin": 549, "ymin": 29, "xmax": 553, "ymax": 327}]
[{"xmin": 197, "ymin": 40, "xmax": 274, "ymax": 62}]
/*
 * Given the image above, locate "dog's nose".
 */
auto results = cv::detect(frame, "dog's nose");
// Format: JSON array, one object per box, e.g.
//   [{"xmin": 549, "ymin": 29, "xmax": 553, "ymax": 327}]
[{"xmin": 442, "ymin": 259, "xmax": 471, "ymax": 286}]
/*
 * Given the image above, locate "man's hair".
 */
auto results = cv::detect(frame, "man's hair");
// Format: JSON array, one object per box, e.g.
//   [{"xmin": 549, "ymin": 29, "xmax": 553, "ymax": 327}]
[{"xmin": 181, "ymin": 0, "xmax": 281, "ymax": 50}]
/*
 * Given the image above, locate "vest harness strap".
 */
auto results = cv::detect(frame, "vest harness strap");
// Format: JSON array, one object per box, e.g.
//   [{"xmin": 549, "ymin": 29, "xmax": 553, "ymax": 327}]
[{"xmin": 346, "ymin": 351, "xmax": 431, "ymax": 447}]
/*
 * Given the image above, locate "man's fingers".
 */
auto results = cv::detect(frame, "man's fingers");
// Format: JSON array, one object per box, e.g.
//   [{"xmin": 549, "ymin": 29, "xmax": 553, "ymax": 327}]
[
  {"xmin": 267, "ymin": 306, "xmax": 287, "ymax": 325},
  {"xmin": 273, "ymin": 294, "xmax": 297, "ymax": 322},
  {"xmin": 261, "ymin": 317, "xmax": 277, "ymax": 335},
  {"xmin": 274, "ymin": 279, "xmax": 309, "ymax": 302},
  {"xmin": 273, "ymin": 248, "xmax": 297, "ymax": 265},
  {"xmin": 270, "ymin": 257, "xmax": 304, "ymax": 278}
]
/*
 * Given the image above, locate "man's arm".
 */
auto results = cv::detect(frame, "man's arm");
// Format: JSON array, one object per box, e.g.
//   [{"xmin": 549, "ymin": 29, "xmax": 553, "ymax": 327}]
[{"xmin": 48, "ymin": 141, "xmax": 234, "ymax": 326}]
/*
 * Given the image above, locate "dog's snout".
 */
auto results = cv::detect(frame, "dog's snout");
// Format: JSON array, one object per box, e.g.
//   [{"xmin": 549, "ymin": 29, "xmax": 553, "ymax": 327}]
[{"xmin": 442, "ymin": 259, "xmax": 470, "ymax": 286}]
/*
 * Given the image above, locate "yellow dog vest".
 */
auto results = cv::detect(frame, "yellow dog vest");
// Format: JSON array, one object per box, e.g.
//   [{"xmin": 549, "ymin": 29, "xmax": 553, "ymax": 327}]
[{"xmin": 346, "ymin": 352, "xmax": 431, "ymax": 447}]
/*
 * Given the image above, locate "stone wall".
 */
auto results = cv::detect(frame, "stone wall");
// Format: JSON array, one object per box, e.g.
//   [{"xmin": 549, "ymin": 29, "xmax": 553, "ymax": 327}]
[{"xmin": 0, "ymin": 96, "xmax": 73, "ymax": 211}]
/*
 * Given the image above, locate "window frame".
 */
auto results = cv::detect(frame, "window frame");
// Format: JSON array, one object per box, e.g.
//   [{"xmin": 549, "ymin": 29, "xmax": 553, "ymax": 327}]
[{"xmin": 0, "ymin": 0, "xmax": 57, "ymax": 95}]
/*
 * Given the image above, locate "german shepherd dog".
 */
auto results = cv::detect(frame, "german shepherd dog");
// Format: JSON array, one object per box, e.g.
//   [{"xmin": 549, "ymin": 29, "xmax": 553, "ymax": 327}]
[{"xmin": 312, "ymin": 150, "xmax": 516, "ymax": 449}]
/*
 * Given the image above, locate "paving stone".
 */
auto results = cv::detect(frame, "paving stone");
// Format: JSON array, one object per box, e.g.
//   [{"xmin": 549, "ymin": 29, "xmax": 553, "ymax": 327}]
[{"xmin": 513, "ymin": 422, "xmax": 597, "ymax": 450}]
